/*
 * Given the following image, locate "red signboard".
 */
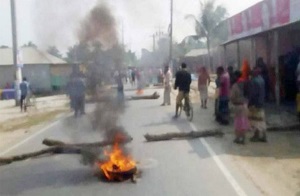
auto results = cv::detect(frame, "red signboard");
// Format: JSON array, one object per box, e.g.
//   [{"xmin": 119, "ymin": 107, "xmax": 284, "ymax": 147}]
[
  {"xmin": 228, "ymin": 0, "xmax": 293, "ymax": 41},
  {"xmin": 276, "ymin": 0, "xmax": 290, "ymax": 24},
  {"xmin": 230, "ymin": 13, "xmax": 243, "ymax": 35},
  {"xmin": 251, "ymin": 3, "xmax": 263, "ymax": 29}
]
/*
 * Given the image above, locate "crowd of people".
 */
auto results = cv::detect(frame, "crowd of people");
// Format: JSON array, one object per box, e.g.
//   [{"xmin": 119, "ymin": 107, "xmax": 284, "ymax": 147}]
[
  {"xmin": 168, "ymin": 57, "xmax": 300, "ymax": 145},
  {"xmin": 213, "ymin": 58, "xmax": 281, "ymax": 145},
  {"xmin": 65, "ymin": 56, "xmax": 300, "ymax": 136},
  {"xmin": 195, "ymin": 56, "xmax": 300, "ymax": 145}
]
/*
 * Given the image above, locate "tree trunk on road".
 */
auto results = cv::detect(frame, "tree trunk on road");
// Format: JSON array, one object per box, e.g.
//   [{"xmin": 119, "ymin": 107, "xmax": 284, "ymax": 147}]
[
  {"xmin": 144, "ymin": 129, "xmax": 224, "ymax": 142},
  {"xmin": 0, "ymin": 137, "xmax": 132, "ymax": 166},
  {"xmin": 128, "ymin": 92, "xmax": 160, "ymax": 100}
]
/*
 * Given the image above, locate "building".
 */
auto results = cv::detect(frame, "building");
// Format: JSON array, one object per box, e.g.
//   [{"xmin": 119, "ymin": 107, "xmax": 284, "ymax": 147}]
[
  {"xmin": 181, "ymin": 49, "xmax": 209, "ymax": 72},
  {"xmin": 222, "ymin": 0, "xmax": 300, "ymax": 105},
  {"xmin": 0, "ymin": 47, "xmax": 71, "ymax": 92}
]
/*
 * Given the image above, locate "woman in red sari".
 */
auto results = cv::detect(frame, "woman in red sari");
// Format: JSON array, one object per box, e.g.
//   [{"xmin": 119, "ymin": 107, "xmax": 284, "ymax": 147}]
[{"xmin": 230, "ymin": 70, "xmax": 250, "ymax": 144}]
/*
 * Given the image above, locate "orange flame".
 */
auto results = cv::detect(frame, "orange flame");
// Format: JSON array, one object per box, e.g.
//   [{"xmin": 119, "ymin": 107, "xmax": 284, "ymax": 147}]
[{"xmin": 98, "ymin": 142, "xmax": 136, "ymax": 180}]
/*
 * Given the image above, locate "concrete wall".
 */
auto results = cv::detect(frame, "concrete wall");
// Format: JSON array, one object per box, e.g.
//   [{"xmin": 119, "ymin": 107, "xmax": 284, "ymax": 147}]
[
  {"xmin": 50, "ymin": 64, "xmax": 72, "ymax": 89},
  {"xmin": 0, "ymin": 64, "xmax": 51, "ymax": 92},
  {"xmin": 50, "ymin": 64, "xmax": 72, "ymax": 76},
  {"xmin": 23, "ymin": 64, "xmax": 51, "ymax": 91},
  {"xmin": 0, "ymin": 66, "xmax": 15, "ymax": 88}
]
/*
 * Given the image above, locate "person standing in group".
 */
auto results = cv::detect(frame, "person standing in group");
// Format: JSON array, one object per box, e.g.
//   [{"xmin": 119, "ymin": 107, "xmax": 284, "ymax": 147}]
[
  {"xmin": 241, "ymin": 59, "xmax": 251, "ymax": 82},
  {"xmin": 198, "ymin": 66, "xmax": 210, "ymax": 109},
  {"xmin": 227, "ymin": 66, "xmax": 235, "ymax": 87},
  {"xmin": 230, "ymin": 70, "xmax": 249, "ymax": 145},
  {"xmin": 161, "ymin": 65, "xmax": 172, "ymax": 106},
  {"xmin": 114, "ymin": 69, "xmax": 124, "ymax": 104},
  {"xmin": 216, "ymin": 66, "xmax": 230, "ymax": 125},
  {"xmin": 173, "ymin": 63, "xmax": 192, "ymax": 118},
  {"xmin": 296, "ymin": 59, "xmax": 300, "ymax": 122},
  {"xmin": 72, "ymin": 76, "xmax": 86, "ymax": 117},
  {"xmin": 256, "ymin": 57, "xmax": 270, "ymax": 101},
  {"xmin": 131, "ymin": 69, "xmax": 136, "ymax": 86},
  {"xmin": 297, "ymin": 82, "xmax": 300, "ymax": 123},
  {"xmin": 214, "ymin": 67, "xmax": 222, "ymax": 122},
  {"xmin": 19, "ymin": 77, "xmax": 30, "ymax": 112},
  {"xmin": 248, "ymin": 67, "xmax": 267, "ymax": 142},
  {"xmin": 136, "ymin": 69, "xmax": 144, "ymax": 95},
  {"xmin": 66, "ymin": 76, "xmax": 77, "ymax": 111}
]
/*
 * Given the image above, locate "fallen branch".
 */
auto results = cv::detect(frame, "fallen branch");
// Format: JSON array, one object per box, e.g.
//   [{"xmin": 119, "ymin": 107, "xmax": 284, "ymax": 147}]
[
  {"xmin": 42, "ymin": 137, "xmax": 133, "ymax": 147},
  {"xmin": 0, "ymin": 137, "xmax": 133, "ymax": 166},
  {"xmin": 0, "ymin": 146, "xmax": 81, "ymax": 166},
  {"xmin": 128, "ymin": 92, "xmax": 160, "ymax": 100},
  {"xmin": 144, "ymin": 129, "xmax": 224, "ymax": 142},
  {"xmin": 267, "ymin": 124, "xmax": 300, "ymax": 132}
]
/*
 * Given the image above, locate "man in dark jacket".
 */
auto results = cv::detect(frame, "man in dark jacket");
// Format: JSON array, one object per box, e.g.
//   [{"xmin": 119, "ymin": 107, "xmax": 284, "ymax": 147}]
[
  {"xmin": 174, "ymin": 63, "xmax": 192, "ymax": 118},
  {"xmin": 248, "ymin": 67, "xmax": 267, "ymax": 142},
  {"xmin": 68, "ymin": 75, "xmax": 86, "ymax": 117},
  {"xmin": 19, "ymin": 77, "xmax": 30, "ymax": 112}
]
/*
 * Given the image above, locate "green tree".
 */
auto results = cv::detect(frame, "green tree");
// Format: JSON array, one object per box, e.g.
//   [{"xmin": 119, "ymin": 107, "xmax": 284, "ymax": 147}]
[
  {"xmin": 47, "ymin": 46, "xmax": 62, "ymax": 58},
  {"xmin": 0, "ymin": 45, "xmax": 9, "ymax": 49},
  {"xmin": 124, "ymin": 50, "xmax": 137, "ymax": 67},
  {"xmin": 22, "ymin": 41, "xmax": 37, "ymax": 48},
  {"xmin": 66, "ymin": 43, "xmax": 91, "ymax": 63},
  {"xmin": 186, "ymin": 0, "xmax": 228, "ymax": 70}
]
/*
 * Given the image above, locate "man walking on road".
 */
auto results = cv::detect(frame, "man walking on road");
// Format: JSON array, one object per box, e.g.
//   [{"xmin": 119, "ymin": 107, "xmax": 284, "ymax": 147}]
[
  {"xmin": 173, "ymin": 63, "xmax": 192, "ymax": 118},
  {"xmin": 68, "ymin": 75, "xmax": 86, "ymax": 117},
  {"xmin": 19, "ymin": 77, "xmax": 30, "ymax": 112},
  {"xmin": 161, "ymin": 65, "xmax": 172, "ymax": 106},
  {"xmin": 114, "ymin": 69, "xmax": 124, "ymax": 104}
]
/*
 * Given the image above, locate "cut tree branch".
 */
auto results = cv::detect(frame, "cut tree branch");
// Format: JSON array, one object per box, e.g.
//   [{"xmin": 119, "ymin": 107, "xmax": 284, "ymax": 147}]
[
  {"xmin": 144, "ymin": 129, "xmax": 224, "ymax": 142},
  {"xmin": 0, "ymin": 146, "xmax": 81, "ymax": 166},
  {"xmin": 42, "ymin": 137, "xmax": 133, "ymax": 147},
  {"xmin": 0, "ymin": 137, "xmax": 133, "ymax": 166},
  {"xmin": 127, "ymin": 92, "xmax": 160, "ymax": 100}
]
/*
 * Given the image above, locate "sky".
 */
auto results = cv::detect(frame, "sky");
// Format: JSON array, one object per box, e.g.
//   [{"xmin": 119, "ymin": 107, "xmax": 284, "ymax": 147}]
[{"xmin": 0, "ymin": 0, "xmax": 261, "ymax": 56}]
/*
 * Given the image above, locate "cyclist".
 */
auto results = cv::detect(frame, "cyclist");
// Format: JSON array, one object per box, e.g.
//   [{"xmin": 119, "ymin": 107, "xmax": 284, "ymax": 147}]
[{"xmin": 173, "ymin": 63, "xmax": 192, "ymax": 118}]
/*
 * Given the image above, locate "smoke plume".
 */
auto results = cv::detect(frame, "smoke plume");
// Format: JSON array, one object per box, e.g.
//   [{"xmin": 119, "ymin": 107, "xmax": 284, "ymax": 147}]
[
  {"xmin": 32, "ymin": 0, "xmax": 97, "ymax": 50},
  {"xmin": 78, "ymin": 3, "xmax": 118, "ymax": 49},
  {"xmin": 75, "ymin": 2, "xmax": 128, "ymax": 167}
]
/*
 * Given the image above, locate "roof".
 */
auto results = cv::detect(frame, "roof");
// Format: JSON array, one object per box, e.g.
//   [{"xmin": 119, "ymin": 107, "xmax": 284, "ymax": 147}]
[
  {"xmin": 0, "ymin": 47, "xmax": 67, "ymax": 66},
  {"xmin": 185, "ymin": 49, "xmax": 208, "ymax": 57}
]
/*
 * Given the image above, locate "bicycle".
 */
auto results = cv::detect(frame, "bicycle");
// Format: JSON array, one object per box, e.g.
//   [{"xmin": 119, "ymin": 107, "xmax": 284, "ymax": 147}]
[
  {"xmin": 178, "ymin": 98, "xmax": 193, "ymax": 122},
  {"xmin": 25, "ymin": 93, "xmax": 37, "ymax": 112}
]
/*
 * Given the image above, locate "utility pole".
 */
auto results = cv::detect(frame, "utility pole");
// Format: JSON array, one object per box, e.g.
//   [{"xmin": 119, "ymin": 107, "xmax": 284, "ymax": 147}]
[
  {"xmin": 122, "ymin": 21, "xmax": 124, "ymax": 47},
  {"xmin": 152, "ymin": 34, "xmax": 156, "ymax": 52},
  {"xmin": 169, "ymin": 0, "xmax": 173, "ymax": 67},
  {"xmin": 11, "ymin": 0, "xmax": 21, "ymax": 106}
]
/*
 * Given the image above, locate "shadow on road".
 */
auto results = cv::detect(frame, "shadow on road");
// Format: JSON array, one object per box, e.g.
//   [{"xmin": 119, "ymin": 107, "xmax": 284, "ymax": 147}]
[{"xmin": 0, "ymin": 159, "xmax": 96, "ymax": 195}]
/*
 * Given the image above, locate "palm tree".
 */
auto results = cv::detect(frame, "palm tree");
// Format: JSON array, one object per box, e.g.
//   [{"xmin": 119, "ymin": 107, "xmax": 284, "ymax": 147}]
[{"xmin": 186, "ymin": 0, "xmax": 227, "ymax": 71}]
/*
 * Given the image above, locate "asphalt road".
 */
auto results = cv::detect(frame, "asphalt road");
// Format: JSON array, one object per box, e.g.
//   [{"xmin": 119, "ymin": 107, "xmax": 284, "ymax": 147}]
[{"xmin": 0, "ymin": 87, "xmax": 262, "ymax": 196}]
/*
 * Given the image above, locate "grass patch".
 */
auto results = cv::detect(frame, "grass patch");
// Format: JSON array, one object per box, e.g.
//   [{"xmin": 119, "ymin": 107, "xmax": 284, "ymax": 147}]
[{"xmin": 0, "ymin": 110, "xmax": 67, "ymax": 132}]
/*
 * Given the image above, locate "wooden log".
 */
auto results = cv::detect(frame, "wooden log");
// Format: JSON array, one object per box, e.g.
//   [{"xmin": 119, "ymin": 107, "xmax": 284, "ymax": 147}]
[
  {"xmin": 0, "ymin": 146, "xmax": 81, "ymax": 166},
  {"xmin": 0, "ymin": 137, "xmax": 133, "ymax": 166},
  {"xmin": 267, "ymin": 124, "xmax": 300, "ymax": 132},
  {"xmin": 42, "ymin": 137, "xmax": 133, "ymax": 147},
  {"xmin": 144, "ymin": 129, "xmax": 224, "ymax": 142},
  {"xmin": 128, "ymin": 92, "xmax": 160, "ymax": 100}
]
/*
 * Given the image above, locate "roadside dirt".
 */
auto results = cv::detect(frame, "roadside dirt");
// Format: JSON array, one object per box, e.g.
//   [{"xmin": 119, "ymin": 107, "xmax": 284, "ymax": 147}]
[
  {"xmin": 0, "ymin": 109, "xmax": 67, "ymax": 133},
  {"xmin": 0, "ymin": 95, "xmax": 69, "ymax": 151},
  {"xmin": 186, "ymin": 80, "xmax": 300, "ymax": 196}
]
